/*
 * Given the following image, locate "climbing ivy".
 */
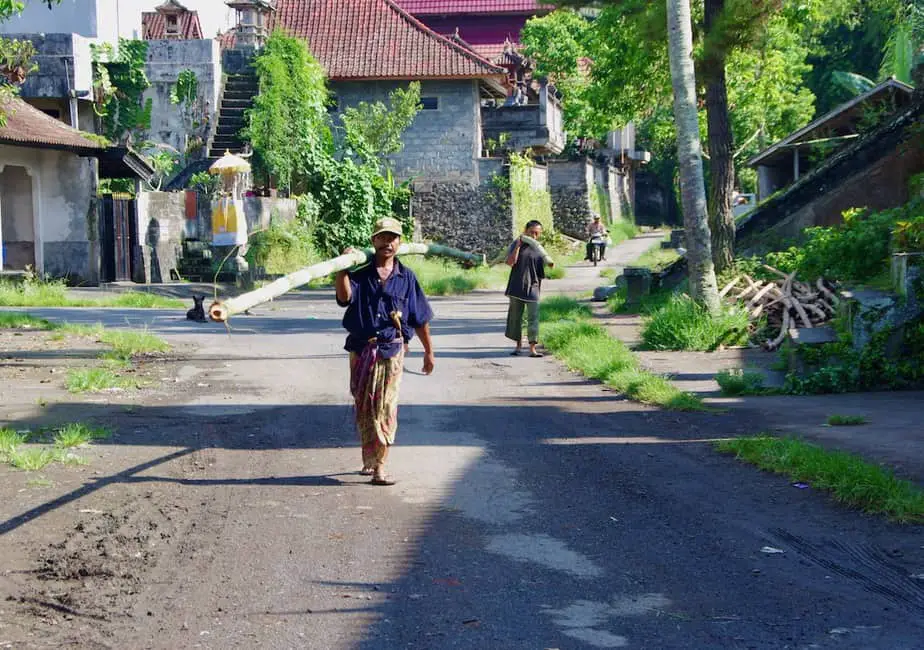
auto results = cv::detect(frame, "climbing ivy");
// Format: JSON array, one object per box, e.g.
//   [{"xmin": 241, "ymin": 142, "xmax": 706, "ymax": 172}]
[
  {"xmin": 509, "ymin": 152, "xmax": 553, "ymax": 234},
  {"xmin": 170, "ymin": 69, "xmax": 198, "ymax": 106},
  {"xmin": 91, "ymin": 39, "xmax": 152, "ymax": 142}
]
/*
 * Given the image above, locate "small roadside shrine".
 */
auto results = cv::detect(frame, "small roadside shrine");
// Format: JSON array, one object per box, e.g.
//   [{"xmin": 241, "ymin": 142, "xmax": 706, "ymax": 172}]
[{"xmin": 209, "ymin": 150, "xmax": 252, "ymax": 275}]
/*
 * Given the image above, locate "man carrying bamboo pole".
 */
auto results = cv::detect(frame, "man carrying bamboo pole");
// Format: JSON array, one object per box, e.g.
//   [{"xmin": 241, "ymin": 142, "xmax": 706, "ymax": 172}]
[{"xmin": 335, "ymin": 217, "xmax": 435, "ymax": 486}]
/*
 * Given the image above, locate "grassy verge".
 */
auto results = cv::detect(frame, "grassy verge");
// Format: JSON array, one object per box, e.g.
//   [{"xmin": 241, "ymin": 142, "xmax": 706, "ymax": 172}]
[
  {"xmin": 65, "ymin": 368, "xmax": 137, "ymax": 393},
  {"xmin": 0, "ymin": 312, "xmax": 56, "ymax": 329},
  {"xmin": 0, "ymin": 423, "xmax": 110, "ymax": 471},
  {"xmin": 640, "ymin": 294, "xmax": 750, "ymax": 351},
  {"xmin": 716, "ymin": 435, "xmax": 924, "ymax": 523},
  {"xmin": 540, "ymin": 296, "xmax": 705, "ymax": 411},
  {"xmin": 630, "ymin": 244, "xmax": 682, "ymax": 273},
  {"xmin": 0, "ymin": 278, "xmax": 183, "ymax": 309},
  {"xmin": 403, "ymin": 258, "xmax": 509, "ymax": 296}
]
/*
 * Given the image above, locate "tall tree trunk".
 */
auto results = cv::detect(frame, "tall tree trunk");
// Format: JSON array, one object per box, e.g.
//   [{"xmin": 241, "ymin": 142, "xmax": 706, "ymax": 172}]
[
  {"xmin": 704, "ymin": 0, "xmax": 736, "ymax": 273},
  {"xmin": 666, "ymin": 0, "xmax": 721, "ymax": 314}
]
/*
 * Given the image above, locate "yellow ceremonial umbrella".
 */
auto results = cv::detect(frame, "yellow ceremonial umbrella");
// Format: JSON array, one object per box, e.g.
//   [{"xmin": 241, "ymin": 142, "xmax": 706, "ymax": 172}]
[{"xmin": 209, "ymin": 150, "xmax": 252, "ymax": 175}]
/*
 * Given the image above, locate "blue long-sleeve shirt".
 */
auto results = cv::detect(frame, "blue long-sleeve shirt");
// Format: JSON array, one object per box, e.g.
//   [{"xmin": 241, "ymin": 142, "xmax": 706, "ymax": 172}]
[{"xmin": 336, "ymin": 259, "xmax": 433, "ymax": 359}]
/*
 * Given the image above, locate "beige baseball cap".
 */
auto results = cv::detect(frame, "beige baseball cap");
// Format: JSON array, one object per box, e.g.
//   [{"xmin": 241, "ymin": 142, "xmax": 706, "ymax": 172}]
[{"xmin": 372, "ymin": 217, "xmax": 403, "ymax": 237}]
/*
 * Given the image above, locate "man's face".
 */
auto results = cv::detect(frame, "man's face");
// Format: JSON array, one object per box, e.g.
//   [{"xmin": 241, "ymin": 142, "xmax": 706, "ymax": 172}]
[
  {"xmin": 372, "ymin": 232, "xmax": 400, "ymax": 258},
  {"xmin": 525, "ymin": 225, "xmax": 542, "ymax": 239}
]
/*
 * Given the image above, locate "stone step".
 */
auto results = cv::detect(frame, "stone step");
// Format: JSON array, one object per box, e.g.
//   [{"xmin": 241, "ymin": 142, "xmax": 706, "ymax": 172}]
[{"xmin": 221, "ymin": 98, "xmax": 253, "ymax": 109}]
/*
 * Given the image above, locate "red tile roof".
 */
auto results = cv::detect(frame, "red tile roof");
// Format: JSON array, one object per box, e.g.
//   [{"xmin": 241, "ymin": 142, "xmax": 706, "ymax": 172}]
[
  {"xmin": 265, "ymin": 0, "xmax": 506, "ymax": 80},
  {"xmin": 0, "ymin": 96, "xmax": 103, "ymax": 151},
  {"xmin": 395, "ymin": 0, "xmax": 551, "ymax": 14},
  {"xmin": 142, "ymin": 5, "xmax": 204, "ymax": 40}
]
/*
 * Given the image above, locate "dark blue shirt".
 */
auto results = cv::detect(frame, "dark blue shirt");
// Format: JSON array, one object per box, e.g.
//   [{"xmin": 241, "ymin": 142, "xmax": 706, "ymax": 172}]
[{"xmin": 337, "ymin": 259, "xmax": 433, "ymax": 358}]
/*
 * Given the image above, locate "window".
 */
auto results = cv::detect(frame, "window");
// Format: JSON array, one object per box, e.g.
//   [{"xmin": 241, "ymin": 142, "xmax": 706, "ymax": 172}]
[
  {"xmin": 165, "ymin": 14, "xmax": 179, "ymax": 35},
  {"xmin": 420, "ymin": 97, "xmax": 439, "ymax": 111}
]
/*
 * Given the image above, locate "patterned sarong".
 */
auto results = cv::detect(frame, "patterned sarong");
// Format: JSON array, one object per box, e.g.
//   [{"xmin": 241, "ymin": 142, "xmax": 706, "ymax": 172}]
[{"xmin": 349, "ymin": 344, "xmax": 405, "ymax": 469}]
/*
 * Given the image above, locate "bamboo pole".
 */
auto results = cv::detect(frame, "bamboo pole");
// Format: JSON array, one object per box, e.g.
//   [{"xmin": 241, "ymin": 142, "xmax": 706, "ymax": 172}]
[{"xmin": 208, "ymin": 243, "xmax": 485, "ymax": 322}]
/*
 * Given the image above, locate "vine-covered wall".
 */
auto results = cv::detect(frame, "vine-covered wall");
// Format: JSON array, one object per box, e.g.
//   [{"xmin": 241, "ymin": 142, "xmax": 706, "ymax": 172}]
[{"xmin": 509, "ymin": 154, "xmax": 553, "ymax": 235}]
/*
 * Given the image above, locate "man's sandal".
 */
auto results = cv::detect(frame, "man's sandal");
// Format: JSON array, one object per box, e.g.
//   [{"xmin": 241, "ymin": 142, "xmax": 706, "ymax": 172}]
[
  {"xmin": 371, "ymin": 474, "xmax": 396, "ymax": 486},
  {"xmin": 359, "ymin": 467, "xmax": 375, "ymax": 476}
]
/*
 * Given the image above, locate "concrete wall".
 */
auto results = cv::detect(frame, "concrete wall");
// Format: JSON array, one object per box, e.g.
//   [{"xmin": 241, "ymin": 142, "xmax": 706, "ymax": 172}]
[
  {"xmin": 136, "ymin": 191, "xmax": 185, "ymax": 284},
  {"xmin": 331, "ymin": 79, "xmax": 482, "ymax": 182},
  {"xmin": 0, "ymin": 144, "xmax": 98, "ymax": 282},
  {"xmin": 144, "ymin": 39, "xmax": 222, "ymax": 159},
  {"xmin": 0, "ymin": 0, "xmax": 134, "ymax": 40},
  {"xmin": 548, "ymin": 158, "xmax": 594, "ymax": 239},
  {"xmin": 412, "ymin": 158, "xmax": 513, "ymax": 254}
]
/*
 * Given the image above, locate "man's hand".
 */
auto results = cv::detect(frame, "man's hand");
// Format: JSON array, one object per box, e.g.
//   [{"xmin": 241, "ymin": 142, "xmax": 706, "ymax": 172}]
[{"xmin": 422, "ymin": 351, "xmax": 435, "ymax": 375}]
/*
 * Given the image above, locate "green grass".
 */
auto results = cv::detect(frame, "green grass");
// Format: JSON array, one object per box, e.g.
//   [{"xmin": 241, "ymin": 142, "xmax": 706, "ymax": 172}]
[
  {"xmin": 65, "ymin": 368, "xmax": 134, "ymax": 393},
  {"xmin": 539, "ymin": 296, "xmax": 705, "ymax": 411},
  {"xmin": 640, "ymin": 294, "xmax": 750, "ymax": 351},
  {"xmin": 53, "ymin": 423, "xmax": 111, "ymax": 448},
  {"xmin": 826, "ymin": 414, "xmax": 869, "ymax": 426},
  {"xmin": 8, "ymin": 447, "xmax": 56, "ymax": 471},
  {"xmin": 0, "ymin": 278, "xmax": 182, "ymax": 309},
  {"xmin": 26, "ymin": 477, "xmax": 54, "ymax": 488},
  {"xmin": 0, "ymin": 427, "xmax": 28, "ymax": 459},
  {"xmin": 0, "ymin": 311, "xmax": 56, "ymax": 329},
  {"xmin": 403, "ymin": 258, "xmax": 508, "ymax": 296},
  {"xmin": 716, "ymin": 435, "xmax": 924, "ymax": 523},
  {"xmin": 716, "ymin": 369, "xmax": 769, "ymax": 396},
  {"xmin": 59, "ymin": 323, "xmax": 169, "ymax": 361},
  {"xmin": 606, "ymin": 285, "xmax": 675, "ymax": 315},
  {"xmin": 54, "ymin": 450, "xmax": 89, "ymax": 466}
]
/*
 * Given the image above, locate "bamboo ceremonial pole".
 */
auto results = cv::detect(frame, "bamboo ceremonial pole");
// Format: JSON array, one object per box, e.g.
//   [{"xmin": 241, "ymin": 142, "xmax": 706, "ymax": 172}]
[
  {"xmin": 519, "ymin": 235, "xmax": 555, "ymax": 265},
  {"xmin": 208, "ymin": 243, "xmax": 486, "ymax": 322}
]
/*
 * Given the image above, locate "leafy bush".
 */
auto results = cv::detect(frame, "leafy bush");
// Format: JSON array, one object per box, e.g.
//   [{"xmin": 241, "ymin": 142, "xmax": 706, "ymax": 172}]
[
  {"xmin": 760, "ymin": 199, "xmax": 922, "ymax": 283},
  {"xmin": 641, "ymin": 294, "xmax": 750, "ymax": 351},
  {"xmin": 246, "ymin": 215, "xmax": 318, "ymax": 275}
]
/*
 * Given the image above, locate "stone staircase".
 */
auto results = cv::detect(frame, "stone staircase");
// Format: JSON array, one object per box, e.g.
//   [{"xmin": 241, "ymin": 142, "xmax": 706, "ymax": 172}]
[{"xmin": 208, "ymin": 72, "xmax": 258, "ymax": 158}]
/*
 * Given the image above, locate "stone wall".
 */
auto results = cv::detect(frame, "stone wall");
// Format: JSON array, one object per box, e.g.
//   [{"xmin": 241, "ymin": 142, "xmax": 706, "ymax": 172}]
[
  {"xmin": 412, "ymin": 158, "xmax": 512, "ymax": 255},
  {"xmin": 548, "ymin": 158, "xmax": 594, "ymax": 239},
  {"xmin": 511, "ymin": 161, "xmax": 552, "ymax": 233},
  {"xmin": 191, "ymin": 195, "xmax": 300, "ymax": 243},
  {"xmin": 332, "ymin": 79, "xmax": 481, "ymax": 182},
  {"xmin": 144, "ymin": 39, "xmax": 222, "ymax": 160}
]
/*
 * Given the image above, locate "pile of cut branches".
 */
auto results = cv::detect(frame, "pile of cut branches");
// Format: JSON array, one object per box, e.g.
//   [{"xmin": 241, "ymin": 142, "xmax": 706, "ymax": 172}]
[{"xmin": 719, "ymin": 266, "xmax": 839, "ymax": 350}]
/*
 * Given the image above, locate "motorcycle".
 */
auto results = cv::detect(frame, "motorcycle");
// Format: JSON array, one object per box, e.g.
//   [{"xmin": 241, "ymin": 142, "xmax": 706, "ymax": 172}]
[{"xmin": 588, "ymin": 233, "xmax": 606, "ymax": 266}]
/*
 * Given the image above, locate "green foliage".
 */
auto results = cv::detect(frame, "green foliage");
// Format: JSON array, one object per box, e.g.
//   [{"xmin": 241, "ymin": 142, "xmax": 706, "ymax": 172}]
[
  {"xmin": 170, "ymin": 69, "xmax": 198, "ymax": 106},
  {"xmin": 402, "ymin": 257, "xmax": 507, "ymax": 296},
  {"xmin": 764, "ymin": 201, "xmax": 922, "ymax": 283},
  {"xmin": 91, "ymin": 39, "xmax": 152, "ymax": 141},
  {"xmin": 64, "ymin": 368, "xmax": 134, "ymax": 393},
  {"xmin": 187, "ymin": 170, "xmax": 220, "ymax": 197},
  {"xmin": 781, "ymin": 318, "xmax": 924, "ymax": 394},
  {"xmin": 54, "ymin": 423, "xmax": 110, "ymax": 449},
  {"xmin": 509, "ymin": 153, "xmax": 553, "ymax": 234},
  {"xmin": 143, "ymin": 147, "xmax": 181, "ymax": 191},
  {"xmin": 244, "ymin": 30, "xmax": 332, "ymax": 193},
  {"xmin": 246, "ymin": 213, "xmax": 319, "ymax": 275},
  {"xmin": 716, "ymin": 368, "xmax": 768, "ymax": 396},
  {"xmin": 641, "ymin": 293, "xmax": 750, "ymax": 351},
  {"xmin": 340, "ymin": 82, "xmax": 422, "ymax": 164},
  {"xmin": 0, "ymin": 311, "xmax": 54, "ymax": 329},
  {"xmin": 0, "ymin": 36, "xmax": 37, "ymax": 81},
  {"xmin": 244, "ymin": 32, "xmax": 414, "ymax": 256},
  {"xmin": 893, "ymin": 215, "xmax": 924, "ymax": 253},
  {"xmin": 716, "ymin": 435, "xmax": 924, "ymax": 523}
]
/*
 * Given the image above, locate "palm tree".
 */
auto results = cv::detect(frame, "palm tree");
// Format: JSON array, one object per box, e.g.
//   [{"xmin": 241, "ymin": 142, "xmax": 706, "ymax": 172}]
[{"xmin": 666, "ymin": 0, "xmax": 721, "ymax": 314}]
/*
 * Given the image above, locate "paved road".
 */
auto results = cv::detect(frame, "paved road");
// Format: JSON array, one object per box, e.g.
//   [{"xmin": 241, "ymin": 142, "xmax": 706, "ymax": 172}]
[{"xmin": 8, "ymin": 235, "xmax": 924, "ymax": 649}]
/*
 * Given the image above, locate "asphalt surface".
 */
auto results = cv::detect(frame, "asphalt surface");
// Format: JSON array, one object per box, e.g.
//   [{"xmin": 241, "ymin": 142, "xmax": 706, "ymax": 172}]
[{"xmin": 8, "ymin": 234, "xmax": 924, "ymax": 649}]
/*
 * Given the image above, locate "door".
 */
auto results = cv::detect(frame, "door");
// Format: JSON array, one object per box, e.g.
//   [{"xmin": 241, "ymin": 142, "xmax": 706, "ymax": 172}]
[
  {"xmin": 0, "ymin": 165, "xmax": 36, "ymax": 271},
  {"xmin": 99, "ymin": 195, "xmax": 137, "ymax": 282}
]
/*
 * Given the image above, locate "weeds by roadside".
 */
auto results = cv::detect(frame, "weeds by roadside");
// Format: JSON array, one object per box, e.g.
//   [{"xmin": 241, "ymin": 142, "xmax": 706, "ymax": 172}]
[
  {"xmin": 65, "ymin": 368, "xmax": 137, "ymax": 394},
  {"xmin": 641, "ymin": 294, "xmax": 750, "ymax": 351},
  {"xmin": 826, "ymin": 414, "xmax": 868, "ymax": 426},
  {"xmin": 539, "ymin": 296, "xmax": 705, "ymax": 411},
  {"xmin": 0, "ymin": 312, "xmax": 56, "ymax": 329},
  {"xmin": 716, "ymin": 369, "xmax": 770, "ymax": 396},
  {"xmin": 0, "ymin": 278, "xmax": 183, "ymax": 309},
  {"xmin": 716, "ymin": 435, "xmax": 924, "ymax": 523},
  {"xmin": 0, "ymin": 423, "xmax": 111, "ymax": 471}
]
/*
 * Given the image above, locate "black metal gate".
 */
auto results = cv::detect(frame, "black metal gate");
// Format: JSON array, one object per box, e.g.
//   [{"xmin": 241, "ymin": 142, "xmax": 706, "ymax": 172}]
[{"xmin": 99, "ymin": 195, "xmax": 137, "ymax": 282}]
